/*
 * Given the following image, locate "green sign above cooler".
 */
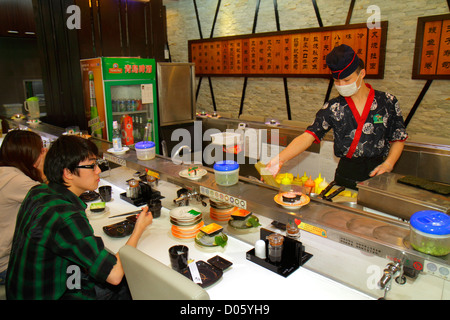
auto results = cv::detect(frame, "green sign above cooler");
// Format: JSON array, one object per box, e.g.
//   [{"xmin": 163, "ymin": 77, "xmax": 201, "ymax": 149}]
[{"xmin": 101, "ymin": 57, "xmax": 156, "ymax": 81}]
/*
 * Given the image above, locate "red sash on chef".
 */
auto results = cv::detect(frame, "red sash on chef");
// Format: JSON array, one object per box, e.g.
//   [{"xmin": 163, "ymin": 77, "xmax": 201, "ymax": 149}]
[{"xmin": 344, "ymin": 84, "xmax": 375, "ymax": 159}]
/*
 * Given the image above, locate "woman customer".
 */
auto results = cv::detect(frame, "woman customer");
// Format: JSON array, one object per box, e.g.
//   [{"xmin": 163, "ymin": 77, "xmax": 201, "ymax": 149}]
[{"xmin": 0, "ymin": 130, "xmax": 47, "ymax": 284}]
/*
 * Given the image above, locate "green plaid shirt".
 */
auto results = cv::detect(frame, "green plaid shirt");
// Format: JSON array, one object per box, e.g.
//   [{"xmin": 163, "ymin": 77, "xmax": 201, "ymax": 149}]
[{"xmin": 6, "ymin": 182, "xmax": 117, "ymax": 300}]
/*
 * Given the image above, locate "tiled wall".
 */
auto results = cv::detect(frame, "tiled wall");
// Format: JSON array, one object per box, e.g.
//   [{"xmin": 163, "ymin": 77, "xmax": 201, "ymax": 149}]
[{"xmin": 164, "ymin": 0, "xmax": 450, "ymax": 142}]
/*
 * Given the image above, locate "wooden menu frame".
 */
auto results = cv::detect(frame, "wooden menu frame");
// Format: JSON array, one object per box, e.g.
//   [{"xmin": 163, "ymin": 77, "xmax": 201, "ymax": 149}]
[
  {"xmin": 188, "ymin": 22, "xmax": 388, "ymax": 79},
  {"xmin": 412, "ymin": 14, "xmax": 450, "ymax": 80}
]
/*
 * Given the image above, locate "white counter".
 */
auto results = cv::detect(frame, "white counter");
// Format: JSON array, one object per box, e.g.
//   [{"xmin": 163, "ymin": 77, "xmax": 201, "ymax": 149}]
[{"xmin": 88, "ymin": 168, "xmax": 373, "ymax": 300}]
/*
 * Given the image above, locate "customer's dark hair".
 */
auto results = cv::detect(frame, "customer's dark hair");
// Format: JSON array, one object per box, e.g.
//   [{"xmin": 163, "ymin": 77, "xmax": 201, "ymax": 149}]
[
  {"xmin": 44, "ymin": 135, "xmax": 99, "ymax": 185},
  {"xmin": 0, "ymin": 130, "xmax": 44, "ymax": 182}
]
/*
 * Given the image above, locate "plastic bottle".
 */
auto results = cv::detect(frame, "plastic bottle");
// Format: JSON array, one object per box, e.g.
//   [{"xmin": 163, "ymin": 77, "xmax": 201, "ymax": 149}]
[
  {"xmin": 121, "ymin": 114, "xmax": 134, "ymax": 146},
  {"xmin": 88, "ymin": 71, "xmax": 102, "ymax": 138},
  {"xmin": 314, "ymin": 173, "xmax": 324, "ymax": 194},
  {"xmin": 112, "ymin": 121, "xmax": 122, "ymax": 151},
  {"xmin": 292, "ymin": 174, "xmax": 303, "ymax": 186},
  {"xmin": 304, "ymin": 176, "xmax": 315, "ymax": 195},
  {"xmin": 300, "ymin": 172, "xmax": 308, "ymax": 186},
  {"xmin": 279, "ymin": 173, "xmax": 292, "ymax": 193},
  {"xmin": 138, "ymin": 116, "xmax": 145, "ymax": 140},
  {"xmin": 317, "ymin": 177, "xmax": 328, "ymax": 195},
  {"xmin": 144, "ymin": 118, "xmax": 153, "ymax": 142}
]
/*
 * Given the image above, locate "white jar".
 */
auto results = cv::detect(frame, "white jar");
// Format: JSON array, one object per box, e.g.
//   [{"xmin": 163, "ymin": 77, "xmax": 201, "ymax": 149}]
[
  {"xmin": 213, "ymin": 160, "xmax": 239, "ymax": 186},
  {"xmin": 135, "ymin": 141, "xmax": 155, "ymax": 160}
]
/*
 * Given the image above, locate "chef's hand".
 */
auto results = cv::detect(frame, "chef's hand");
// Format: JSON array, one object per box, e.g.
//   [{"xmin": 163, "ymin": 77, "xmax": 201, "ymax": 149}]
[
  {"xmin": 266, "ymin": 156, "xmax": 284, "ymax": 178},
  {"xmin": 369, "ymin": 161, "xmax": 393, "ymax": 177}
]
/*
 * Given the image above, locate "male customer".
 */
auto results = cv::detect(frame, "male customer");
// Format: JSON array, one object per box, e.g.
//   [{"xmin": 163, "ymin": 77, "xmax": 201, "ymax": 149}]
[
  {"xmin": 266, "ymin": 44, "xmax": 408, "ymax": 189},
  {"xmin": 6, "ymin": 135, "xmax": 153, "ymax": 299}
]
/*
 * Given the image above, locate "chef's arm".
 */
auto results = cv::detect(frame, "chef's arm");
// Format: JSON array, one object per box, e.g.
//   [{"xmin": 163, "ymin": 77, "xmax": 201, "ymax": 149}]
[
  {"xmin": 370, "ymin": 140, "xmax": 405, "ymax": 177},
  {"xmin": 266, "ymin": 132, "xmax": 316, "ymax": 177}
]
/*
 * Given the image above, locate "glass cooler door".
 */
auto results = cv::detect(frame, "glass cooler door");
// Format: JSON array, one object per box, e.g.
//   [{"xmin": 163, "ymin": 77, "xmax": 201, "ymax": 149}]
[{"xmin": 104, "ymin": 80, "xmax": 158, "ymax": 151}]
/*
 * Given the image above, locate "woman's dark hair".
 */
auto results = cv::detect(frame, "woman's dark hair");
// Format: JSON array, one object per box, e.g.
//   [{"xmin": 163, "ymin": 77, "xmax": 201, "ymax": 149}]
[
  {"xmin": 0, "ymin": 130, "xmax": 44, "ymax": 182},
  {"xmin": 44, "ymin": 135, "xmax": 99, "ymax": 185}
]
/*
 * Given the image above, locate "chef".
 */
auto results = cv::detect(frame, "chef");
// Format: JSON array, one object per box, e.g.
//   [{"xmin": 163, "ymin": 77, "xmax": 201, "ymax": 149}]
[{"xmin": 266, "ymin": 44, "xmax": 408, "ymax": 189}]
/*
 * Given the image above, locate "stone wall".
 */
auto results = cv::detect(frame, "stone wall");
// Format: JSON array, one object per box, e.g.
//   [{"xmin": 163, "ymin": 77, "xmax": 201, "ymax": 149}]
[{"xmin": 164, "ymin": 0, "xmax": 450, "ymax": 143}]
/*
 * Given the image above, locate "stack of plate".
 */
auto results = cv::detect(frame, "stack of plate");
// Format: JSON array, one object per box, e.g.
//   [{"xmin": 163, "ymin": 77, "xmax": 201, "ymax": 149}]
[
  {"xmin": 209, "ymin": 200, "xmax": 236, "ymax": 222},
  {"xmin": 169, "ymin": 206, "xmax": 204, "ymax": 239}
]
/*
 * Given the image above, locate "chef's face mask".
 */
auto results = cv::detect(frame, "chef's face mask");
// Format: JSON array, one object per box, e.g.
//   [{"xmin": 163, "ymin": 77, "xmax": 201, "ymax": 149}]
[{"xmin": 335, "ymin": 72, "xmax": 362, "ymax": 97}]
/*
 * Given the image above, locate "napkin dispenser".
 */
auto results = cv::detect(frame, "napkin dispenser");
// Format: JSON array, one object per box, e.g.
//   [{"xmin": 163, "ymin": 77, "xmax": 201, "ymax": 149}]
[{"xmin": 246, "ymin": 228, "xmax": 312, "ymax": 277}]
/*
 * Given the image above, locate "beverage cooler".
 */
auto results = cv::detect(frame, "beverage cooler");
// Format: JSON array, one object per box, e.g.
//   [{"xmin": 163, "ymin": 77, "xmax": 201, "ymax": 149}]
[{"xmin": 80, "ymin": 57, "xmax": 159, "ymax": 153}]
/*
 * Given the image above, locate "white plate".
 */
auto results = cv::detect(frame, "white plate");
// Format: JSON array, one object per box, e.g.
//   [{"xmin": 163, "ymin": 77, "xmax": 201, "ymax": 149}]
[
  {"xmin": 179, "ymin": 168, "xmax": 207, "ymax": 180},
  {"xmin": 274, "ymin": 193, "xmax": 310, "ymax": 210},
  {"xmin": 170, "ymin": 206, "xmax": 202, "ymax": 220},
  {"xmin": 86, "ymin": 205, "xmax": 110, "ymax": 219},
  {"xmin": 26, "ymin": 119, "xmax": 41, "ymax": 125},
  {"xmin": 107, "ymin": 147, "xmax": 129, "ymax": 155}
]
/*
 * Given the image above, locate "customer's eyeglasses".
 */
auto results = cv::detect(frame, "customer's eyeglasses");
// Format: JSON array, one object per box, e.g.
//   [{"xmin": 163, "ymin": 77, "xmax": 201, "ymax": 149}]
[{"xmin": 75, "ymin": 159, "xmax": 102, "ymax": 170}]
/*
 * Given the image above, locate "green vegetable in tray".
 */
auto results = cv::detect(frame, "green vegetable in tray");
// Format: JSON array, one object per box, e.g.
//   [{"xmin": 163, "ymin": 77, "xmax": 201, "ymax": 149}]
[
  {"xmin": 90, "ymin": 202, "xmax": 105, "ymax": 212},
  {"xmin": 246, "ymin": 216, "xmax": 261, "ymax": 228},
  {"xmin": 214, "ymin": 235, "xmax": 228, "ymax": 248}
]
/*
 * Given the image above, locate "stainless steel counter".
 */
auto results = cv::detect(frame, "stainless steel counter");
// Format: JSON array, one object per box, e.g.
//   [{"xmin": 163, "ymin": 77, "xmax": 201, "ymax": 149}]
[
  {"xmin": 101, "ymin": 144, "xmax": 450, "ymax": 276},
  {"xmin": 358, "ymin": 173, "xmax": 450, "ymax": 219},
  {"xmin": 5, "ymin": 117, "xmax": 449, "ymax": 296}
]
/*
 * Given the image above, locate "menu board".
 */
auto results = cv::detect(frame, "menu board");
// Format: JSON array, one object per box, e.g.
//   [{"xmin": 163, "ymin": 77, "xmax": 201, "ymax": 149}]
[
  {"xmin": 188, "ymin": 22, "xmax": 387, "ymax": 79},
  {"xmin": 413, "ymin": 14, "xmax": 450, "ymax": 79}
]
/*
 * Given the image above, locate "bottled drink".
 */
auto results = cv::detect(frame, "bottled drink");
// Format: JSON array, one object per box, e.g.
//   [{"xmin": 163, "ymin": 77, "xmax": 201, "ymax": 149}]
[
  {"xmin": 121, "ymin": 114, "xmax": 134, "ymax": 146},
  {"xmin": 138, "ymin": 116, "xmax": 145, "ymax": 140},
  {"xmin": 88, "ymin": 71, "xmax": 102, "ymax": 138},
  {"xmin": 144, "ymin": 118, "xmax": 153, "ymax": 141},
  {"xmin": 112, "ymin": 120, "xmax": 122, "ymax": 151}
]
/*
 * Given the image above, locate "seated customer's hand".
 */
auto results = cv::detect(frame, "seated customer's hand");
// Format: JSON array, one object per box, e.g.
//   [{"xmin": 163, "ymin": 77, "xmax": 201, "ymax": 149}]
[{"xmin": 135, "ymin": 206, "xmax": 153, "ymax": 229}]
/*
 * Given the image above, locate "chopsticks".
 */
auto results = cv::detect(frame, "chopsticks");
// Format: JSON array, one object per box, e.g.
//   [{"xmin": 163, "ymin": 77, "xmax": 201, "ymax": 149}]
[{"xmin": 108, "ymin": 210, "xmax": 141, "ymax": 219}]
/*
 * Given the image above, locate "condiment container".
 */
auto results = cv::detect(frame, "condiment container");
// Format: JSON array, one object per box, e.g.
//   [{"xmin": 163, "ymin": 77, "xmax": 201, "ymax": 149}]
[
  {"xmin": 317, "ymin": 177, "xmax": 328, "ymax": 195},
  {"xmin": 300, "ymin": 172, "xmax": 308, "ymax": 185},
  {"xmin": 254, "ymin": 240, "xmax": 266, "ymax": 259},
  {"xmin": 304, "ymin": 176, "xmax": 315, "ymax": 195},
  {"xmin": 409, "ymin": 210, "xmax": 450, "ymax": 257},
  {"xmin": 267, "ymin": 233, "xmax": 284, "ymax": 263},
  {"xmin": 135, "ymin": 141, "xmax": 155, "ymax": 160},
  {"xmin": 314, "ymin": 173, "xmax": 324, "ymax": 194},
  {"xmin": 279, "ymin": 173, "xmax": 292, "ymax": 193},
  {"xmin": 275, "ymin": 172, "xmax": 293, "ymax": 185},
  {"xmin": 292, "ymin": 174, "xmax": 303, "ymax": 186},
  {"xmin": 127, "ymin": 179, "xmax": 140, "ymax": 199},
  {"xmin": 213, "ymin": 160, "xmax": 239, "ymax": 186}
]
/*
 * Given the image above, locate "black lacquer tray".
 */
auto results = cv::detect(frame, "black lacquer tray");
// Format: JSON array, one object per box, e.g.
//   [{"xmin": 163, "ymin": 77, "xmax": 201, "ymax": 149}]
[{"xmin": 246, "ymin": 228, "xmax": 313, "ymax": 277}]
